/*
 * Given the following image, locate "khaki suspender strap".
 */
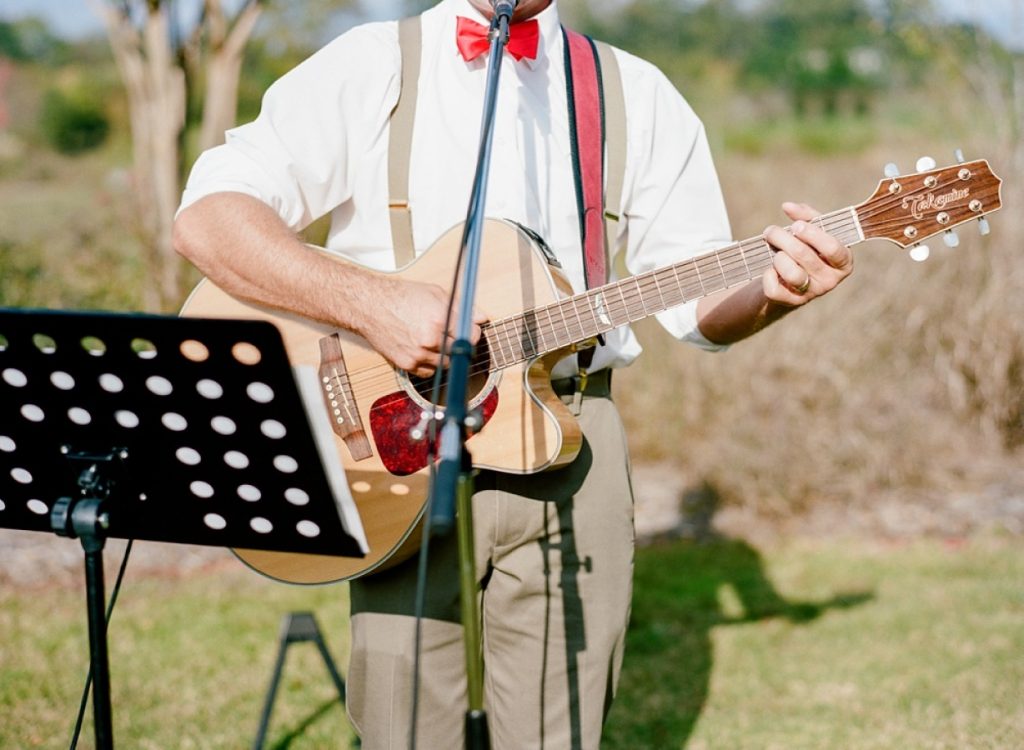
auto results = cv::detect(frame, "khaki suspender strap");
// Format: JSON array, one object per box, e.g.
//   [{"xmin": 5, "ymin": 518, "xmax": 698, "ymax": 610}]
[
  {"xmin": 593, "ymin": 40, "xmax": 625, "ymax": 252},
  {"xmin": 388, "ymin": 16, "xmax": 421, "ymax": 268}
]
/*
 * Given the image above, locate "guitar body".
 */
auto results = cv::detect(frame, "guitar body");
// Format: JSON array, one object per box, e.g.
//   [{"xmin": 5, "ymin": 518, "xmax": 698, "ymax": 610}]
[{"xmin": 181, "ymin": 219, "xmax": 583, "ymax": 583}]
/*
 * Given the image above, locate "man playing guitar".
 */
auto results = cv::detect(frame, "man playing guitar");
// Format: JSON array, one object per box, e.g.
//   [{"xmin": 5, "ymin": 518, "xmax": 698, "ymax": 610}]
[{"xmin": 173, "ymin": 0, "xmax": 853, "ymax": 746}]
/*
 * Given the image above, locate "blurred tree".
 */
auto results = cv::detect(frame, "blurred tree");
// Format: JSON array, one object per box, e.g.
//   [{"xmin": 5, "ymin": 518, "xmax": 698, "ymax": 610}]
[
  {"xmin": 39, "ymin": 87, "xmax": 111, "ymax": 154},
  {"xmin": 94, "ymin": 0, "xmax": 265, "ymax": 308},
  {"xmin": 0, "ymin": 17, "xmax": 69, "ymax": 64},
  {"xmin": 93, "ymin": 0, "xmax": 356, "ymax": 310},
  {"xmin": 740, "ymin": 0, "xmax": 884, "ymax": 116}
]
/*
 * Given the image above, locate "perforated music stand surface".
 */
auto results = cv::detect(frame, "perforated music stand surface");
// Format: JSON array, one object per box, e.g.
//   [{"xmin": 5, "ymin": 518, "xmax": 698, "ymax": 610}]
[{"xmin": 0, "ymin": 307, "xmax": 364, "ymax": 558}]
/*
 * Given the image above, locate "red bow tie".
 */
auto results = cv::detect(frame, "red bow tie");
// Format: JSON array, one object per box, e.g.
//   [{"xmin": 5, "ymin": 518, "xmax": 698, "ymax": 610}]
[{"xmin": 456, "ymin": 16, "xmax": 540, "ymax": 62}]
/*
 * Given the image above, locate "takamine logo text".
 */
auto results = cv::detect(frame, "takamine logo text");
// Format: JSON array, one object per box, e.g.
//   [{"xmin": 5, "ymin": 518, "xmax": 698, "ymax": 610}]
[{"xmin": 901, "ymin": 187, "xmax": 970, "ymax": 220}]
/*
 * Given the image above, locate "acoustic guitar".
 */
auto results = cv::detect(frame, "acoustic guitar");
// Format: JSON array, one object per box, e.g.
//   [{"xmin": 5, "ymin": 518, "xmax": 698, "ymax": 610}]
[{"xmin": 181, "ymin": 158, "xmax": 1002, "ymax": 583}]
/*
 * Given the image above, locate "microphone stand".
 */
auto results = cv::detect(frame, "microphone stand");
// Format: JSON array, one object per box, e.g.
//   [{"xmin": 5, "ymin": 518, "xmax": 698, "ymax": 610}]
[{"xmin": 429, "ymin": 4, "xmax": 516, "ymax": 749}]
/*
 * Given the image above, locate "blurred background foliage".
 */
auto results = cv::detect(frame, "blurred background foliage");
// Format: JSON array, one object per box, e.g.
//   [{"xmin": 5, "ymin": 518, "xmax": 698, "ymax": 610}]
[{"xmin": 0, "ymin": 0, "xmax": 1020, "ymax": 519}]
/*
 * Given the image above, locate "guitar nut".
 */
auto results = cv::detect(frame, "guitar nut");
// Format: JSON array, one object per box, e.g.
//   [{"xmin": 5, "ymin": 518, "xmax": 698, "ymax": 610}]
[
  {"xmin": 970, "ymin": 199, "xmax": 983, "ymax": 212},
  {"xmin": 924, "ymin": 175, "xmax": 938, "ymax": 188},
  {"xmin": 904, "ymin": 226, "xmax": 919, "ymax": 239},
  {"xmin": 937, "ymin": 212, "xmax": 950, "ymax": 225},
  {"xmin": 958, "ymin": 168, "xmax": 971, "ymax": 180}
]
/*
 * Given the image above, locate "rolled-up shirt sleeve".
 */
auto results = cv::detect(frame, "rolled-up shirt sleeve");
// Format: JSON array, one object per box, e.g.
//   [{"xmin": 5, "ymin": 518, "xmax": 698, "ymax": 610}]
[
  {"xmin": 619, "ymin": 55, "xmax": 733, "ymax": 352},
  {"xmin": 178, "ymin": 22, "xmax": 400, "ymax": 231}
]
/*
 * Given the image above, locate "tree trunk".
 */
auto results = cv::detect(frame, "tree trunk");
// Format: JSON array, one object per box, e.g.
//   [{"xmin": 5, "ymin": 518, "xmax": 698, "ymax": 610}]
[
  {"xmin": 97, "ymin": 1, "xmax": 186, "ymax": 311},
  {"xmin": 198, "ymin": 1, "xmax": 264, "ymax": 152}
]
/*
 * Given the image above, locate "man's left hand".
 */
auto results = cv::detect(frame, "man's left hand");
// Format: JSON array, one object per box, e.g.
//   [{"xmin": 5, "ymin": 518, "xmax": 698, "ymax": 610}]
[{"xmin": 762, "ymin": 201, "xmax": 854, "ymax": 306}]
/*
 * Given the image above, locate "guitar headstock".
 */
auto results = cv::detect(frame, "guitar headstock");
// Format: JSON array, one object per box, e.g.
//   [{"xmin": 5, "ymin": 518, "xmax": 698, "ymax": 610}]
[{"xmin": 855, "ymin": 159, "xmax": 1002, "ymax": 255}]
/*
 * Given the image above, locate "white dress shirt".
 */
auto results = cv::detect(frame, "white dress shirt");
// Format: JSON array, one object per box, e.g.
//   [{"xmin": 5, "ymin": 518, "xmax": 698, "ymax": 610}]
[{"xmin": 180, "ymin": 0, "xmax": 734, "ymax": 373}]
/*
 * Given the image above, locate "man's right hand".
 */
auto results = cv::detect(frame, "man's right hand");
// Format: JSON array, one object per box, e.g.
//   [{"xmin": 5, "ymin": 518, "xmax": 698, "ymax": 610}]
[
  {"xmin": 174, "ymin": 194, "xmax": 486, "ymax": 379},
  {"xmin": 354, "ymin": 275, "xmax": 487, "ymax": 379}
]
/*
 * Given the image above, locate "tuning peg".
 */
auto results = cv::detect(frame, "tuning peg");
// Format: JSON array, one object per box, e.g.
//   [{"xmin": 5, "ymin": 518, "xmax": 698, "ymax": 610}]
[
  {"xmin": 954, "ymin": 148, "xmax": 966, "ymax": 164},
  {"xmin": 909, "ymin": 244, "xmax": 930, "ymax": 262},
  {"xmin": 884, "ymin": 162, "xmax": 900, "ymax": 178},
  {"xmin": 979, "ymin": 217, "xmax": 991, "ymax": 236},
  {"xmin": 916, "ymin": 156, "xmax": 937, "ymax": 173},
  {"xmin": 943, "ymin": 230, "xmax": 960, "ymax": 248}
]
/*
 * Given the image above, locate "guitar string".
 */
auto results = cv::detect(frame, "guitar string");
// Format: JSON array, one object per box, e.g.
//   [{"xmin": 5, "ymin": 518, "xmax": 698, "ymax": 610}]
[
  {"xmin": 347, "ymin": 209, "xmax": 884, "ymax": 404},
  {"xmin": 345, "ymin": 171, "xmax": 988, "ymax": 408},
  {"xmin": 348, "ymin": 211, "xmax": 853, "ymax": 396},
  {"xmin": 348, "ymin": 214, "xmax": 865, "ymax": 405}
]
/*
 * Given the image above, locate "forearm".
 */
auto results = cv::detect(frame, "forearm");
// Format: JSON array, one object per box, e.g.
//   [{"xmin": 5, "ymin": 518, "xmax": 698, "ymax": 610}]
[
  {"xmin": 695, "ymin": 205, "xmax": 855, "ymax": 345},
  {"xmin": 696, "ymin": 280, "xmax": 795, "ymax": 345},
  {"xmin": 173, "ymin": 191, "xmax": 484, "ymax": 378},
  {"xmin": 173, "ymin": 192, "xmax": 383, "ymax": 335}
]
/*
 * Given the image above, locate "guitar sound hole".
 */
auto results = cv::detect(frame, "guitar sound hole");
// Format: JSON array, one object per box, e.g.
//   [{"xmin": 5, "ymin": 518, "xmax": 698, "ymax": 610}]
[{"xmin": 406, "ymin": 338, "xmax": 493, "ymax": 409}]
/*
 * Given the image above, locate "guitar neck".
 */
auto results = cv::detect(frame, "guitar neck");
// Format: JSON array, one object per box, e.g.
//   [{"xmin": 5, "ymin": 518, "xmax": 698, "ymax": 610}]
[{"xmin": 484, "ymin": 207, "xmax": 864, "ymax": 368}]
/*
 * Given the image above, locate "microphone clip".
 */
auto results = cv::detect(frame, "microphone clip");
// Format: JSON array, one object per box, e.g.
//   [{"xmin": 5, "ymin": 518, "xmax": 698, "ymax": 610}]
[{"xmin": 491, "ymin": 0, "xmax": 518, "ymax": 24}]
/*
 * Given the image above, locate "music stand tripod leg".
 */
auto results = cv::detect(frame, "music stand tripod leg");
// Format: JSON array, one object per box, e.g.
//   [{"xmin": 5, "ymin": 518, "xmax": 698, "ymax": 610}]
[
  {"xmin": 252, "ymin": 612, "xmax": 352, "ymax": 750},
  {"xmin": 52, "ymin": 492, "xmax": 116, "ymax": 750}
]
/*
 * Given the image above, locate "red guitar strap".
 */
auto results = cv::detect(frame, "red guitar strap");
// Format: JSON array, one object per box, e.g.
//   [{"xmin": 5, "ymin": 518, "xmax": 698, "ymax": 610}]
[
  {"xmin": 562, "ymin": 26, "xmax": 607, "ymax": 292},
  {"xmin": 562, "ymin": 26, "xmax": 606, "ymax": 402}
]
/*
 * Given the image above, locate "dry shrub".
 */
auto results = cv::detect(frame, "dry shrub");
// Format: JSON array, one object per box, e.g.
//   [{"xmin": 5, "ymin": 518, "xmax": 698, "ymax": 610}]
[{"xmin": 617, "ymin": 139, "xmax": 1021, "ymax": 515}]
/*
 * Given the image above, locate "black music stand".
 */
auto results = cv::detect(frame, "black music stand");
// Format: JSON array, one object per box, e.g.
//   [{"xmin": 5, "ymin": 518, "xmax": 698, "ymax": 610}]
[{"xmin": 0, "ymin": 308, "xmax": 366, "ymax": 750}]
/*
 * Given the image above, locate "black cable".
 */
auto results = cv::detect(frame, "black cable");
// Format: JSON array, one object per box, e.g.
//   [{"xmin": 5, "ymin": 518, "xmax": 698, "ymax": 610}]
[
  {"xmin": 68, "ymin": 539, "xmax": 134, "ymax": 750},
  {"xmin": 409, "ymin": 152, "xmax": 469, "ymax": 750},
  {"xmin": 409, "ymin": 464, "xmax": 437, "ymax": 750}
]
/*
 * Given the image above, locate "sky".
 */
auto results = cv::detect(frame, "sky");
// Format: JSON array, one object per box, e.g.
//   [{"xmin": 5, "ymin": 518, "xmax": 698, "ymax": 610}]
[{"xmin": 1, "ymin": 0, "xmax": 1021, "ymax": 50}]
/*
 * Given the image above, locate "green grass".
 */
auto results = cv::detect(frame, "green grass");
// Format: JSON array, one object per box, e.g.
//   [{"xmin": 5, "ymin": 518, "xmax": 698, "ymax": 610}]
[
  {"xmin": 604, "ymin": 535, "xmax": 1024, "ymax": 749},
  {"xmin": 2, "ymin": 536, "xmax": 1021, "ymax": 749},
  {"xmin": 0, "ymin": 550, "xmax": 357, "ymax": 749}
]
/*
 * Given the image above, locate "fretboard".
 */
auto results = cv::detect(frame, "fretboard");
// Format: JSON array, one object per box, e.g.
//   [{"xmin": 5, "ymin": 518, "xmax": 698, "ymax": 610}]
[{"xmin": 483, "ymin": 207, "xmax": 863, "ymax": 369}]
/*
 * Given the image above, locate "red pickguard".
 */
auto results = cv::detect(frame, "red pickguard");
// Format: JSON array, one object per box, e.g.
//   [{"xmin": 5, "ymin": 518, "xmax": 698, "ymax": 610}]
[{"xmin": 369, "ymin": 389, "xmax": 499, "ymax": 476}]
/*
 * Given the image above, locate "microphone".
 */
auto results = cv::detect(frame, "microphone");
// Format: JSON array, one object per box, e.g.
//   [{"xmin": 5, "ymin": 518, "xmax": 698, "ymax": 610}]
[{"xmin": 491, "ymin": 0, "xmax": 518, "ymax": 23}]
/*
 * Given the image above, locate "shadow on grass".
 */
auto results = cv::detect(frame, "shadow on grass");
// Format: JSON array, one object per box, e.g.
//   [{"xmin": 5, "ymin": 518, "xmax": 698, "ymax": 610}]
[
  {"xmin": 602, "ymin": 486, "xmax": 873, "ymax": 748},
  {"xmin": 267, "ymin": 698, "xmax": 357, "ymax": 750}
]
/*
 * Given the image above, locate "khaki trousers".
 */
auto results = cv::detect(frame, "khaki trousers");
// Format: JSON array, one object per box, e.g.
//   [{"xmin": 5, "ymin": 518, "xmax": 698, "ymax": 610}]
[{"xmin": 346, "ymin": 395, "xmax": 636, "ymax": 749}]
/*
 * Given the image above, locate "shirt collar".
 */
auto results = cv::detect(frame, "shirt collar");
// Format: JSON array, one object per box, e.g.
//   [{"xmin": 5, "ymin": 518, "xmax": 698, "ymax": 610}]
[{"xmin": 442, "ymin": 0, "xmax": 560, "ymax": 71}]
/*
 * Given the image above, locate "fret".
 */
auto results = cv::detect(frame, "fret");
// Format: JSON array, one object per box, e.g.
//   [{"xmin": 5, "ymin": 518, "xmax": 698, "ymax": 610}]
[
  {"xmin": 650, "ymin": 270, "xmax": 668, "ymax": 311},
  {"xmin": 554, "ymin": 300, "xmax": 574, "ymax": 343},
  {"xmin": 545, "ymin": 303, "xmax": 569, "ymax": 350},
  {"xmin": 517, "ymin": 312, "xmax": 539, "ymax": 358},
  {"xmin": 587, "ymin": 291, "xmax": 611, "ymax": 334},
  {"xmin": 610, "ymin": 280, "xmax": 626, "ymax": 325},
  {"xmin": 497, "ymin": 318, "xmax": 520, "ymax": 363},
  {"xmin": 697, "ymin": 253, "xmax": 726, "ymax": 294},
  {"xmin": 535, "ymin": 305, "xmax": 553, "ymax": 353},
  {"xmin": 736, "ymin": 242, "xmax": 753, "ymax": 281},
  {"xmin": 722, "ymin": 247, "xmax": 748, "ymax": 286},
  {"xmin": 567, "ymin": 298, "xmax": 586, "ymax": 341},
  {"xmin": 692, "ymin": 261, "xmax": 707, "ymax": 295},
  {"xmin": 654, "ymin": 268, "xmax": 679, "ymax": 309},
  {"xmin": 746, "ymin": 237, "xmax": 773, "ymax": 270},
  {"xmin": 625, "ymin": 277, "xmax": 644, "ymax": 319},
  {"xmin": 483, "ymin": 327, "xmax": 508, "ymax": 369},
  {"xmin": 669, "ymin": 263, "xmax": 689, "ymax": 304},
  {"xmin": 714, "ymin": 250, "xmax": 730, "ymax": 288},
  {"xmin": 670, "ymin": 266, "xmax": 689, "ymax": 306}
]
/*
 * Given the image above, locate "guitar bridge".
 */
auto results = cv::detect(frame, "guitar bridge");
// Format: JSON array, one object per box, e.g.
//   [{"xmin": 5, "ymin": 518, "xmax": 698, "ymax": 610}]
[{"xmin": 318, "ymin": 333, "xmax": 372, "ymax": 461}]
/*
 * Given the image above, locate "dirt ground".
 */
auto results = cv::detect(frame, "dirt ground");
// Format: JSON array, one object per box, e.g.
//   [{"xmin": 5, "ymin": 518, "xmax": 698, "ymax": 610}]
[{"xmin": 3, "ymin": 462, "xmax": 1023, "ymax": 590}]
